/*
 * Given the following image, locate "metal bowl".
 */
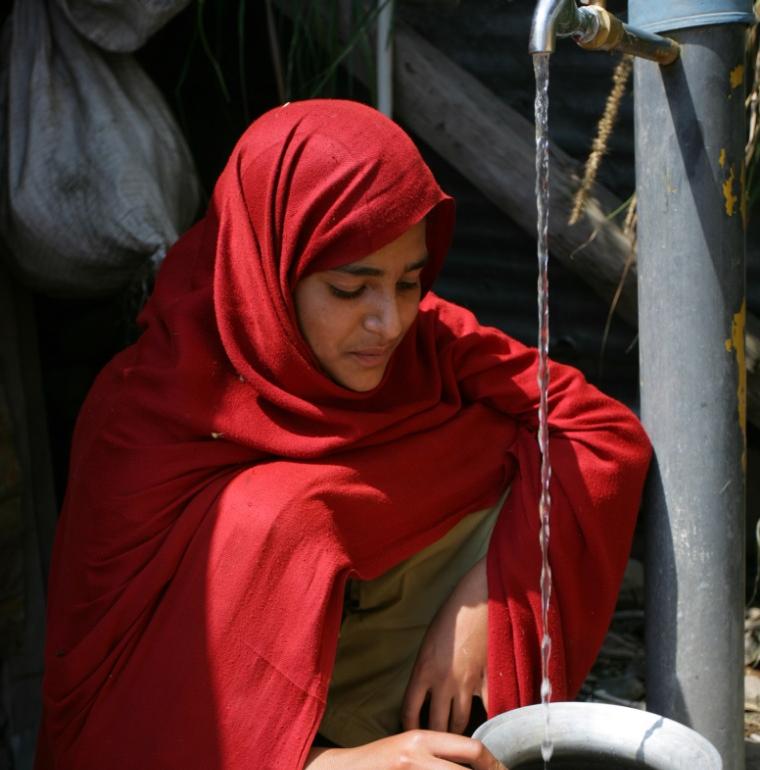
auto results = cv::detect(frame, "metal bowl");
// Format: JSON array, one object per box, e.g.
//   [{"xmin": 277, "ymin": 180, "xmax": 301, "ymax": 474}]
[{"xmin": 472, "ymin": 702, "xmax": 722, "ymax": 770}]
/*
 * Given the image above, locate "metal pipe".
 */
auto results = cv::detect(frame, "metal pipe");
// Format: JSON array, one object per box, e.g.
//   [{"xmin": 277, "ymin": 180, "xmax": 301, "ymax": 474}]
[
  {"xmin": 376, "ymin": 0, "xmax": 394, "ymax": 117},
  {"xmin": 633, "ymin": 10, "xmax": 750, "ymax": 770},
  {"xmin": 575, "ymin": 7, "xmax": 680, "ymax": 65},
  {"xmin": 529, "ymin": 0, "xmax": 680, "ymax": 63}
]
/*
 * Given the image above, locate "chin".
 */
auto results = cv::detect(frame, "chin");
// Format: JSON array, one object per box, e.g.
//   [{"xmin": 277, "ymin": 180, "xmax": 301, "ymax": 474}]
[
  {"xmin": 342, "ymin": 374, "xmax": 384, "ymax": 392},
  {"xmin": 333, "ymin": 366, "xmax": 386, "ymax": 392}
]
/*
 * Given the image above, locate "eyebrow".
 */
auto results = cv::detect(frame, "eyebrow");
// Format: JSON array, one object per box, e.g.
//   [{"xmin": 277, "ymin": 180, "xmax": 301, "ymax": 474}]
[{"xmin": 333, "ymin": 254, "xmax": 429, "ymax": 277}]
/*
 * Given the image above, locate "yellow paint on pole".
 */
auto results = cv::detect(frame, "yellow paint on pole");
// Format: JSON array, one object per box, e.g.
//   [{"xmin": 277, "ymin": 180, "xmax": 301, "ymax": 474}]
[
  {"xmin": 719, "ymin": 148, "xmax": 727, "ymax": 168},
  {"xmin": 725, "ymin": 300, "xmax": 747, "ymax": 472},
  {"xmin": 722, "ymin": 165, "xmax": 737, "ymax": 216},
  {"xmin": 730, "ymin": 64, "xmax": 745, "ymax": 90}
]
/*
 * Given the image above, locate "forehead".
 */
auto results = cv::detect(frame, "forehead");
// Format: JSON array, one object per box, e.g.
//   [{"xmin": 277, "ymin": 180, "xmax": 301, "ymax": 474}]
[{"xmin": 329, "ymin": 221, "xmax": 428, "ymax": 275}]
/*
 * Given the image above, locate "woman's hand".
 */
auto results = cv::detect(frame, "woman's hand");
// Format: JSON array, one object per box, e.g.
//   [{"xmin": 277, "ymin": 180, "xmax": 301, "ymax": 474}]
[
  {"xmin": 402, "ymin": 556, "xmax": 489, "ymax": 735},
  {"xmin": 305, "ymin": 730, "xmax": 506, "ymax": 769}
]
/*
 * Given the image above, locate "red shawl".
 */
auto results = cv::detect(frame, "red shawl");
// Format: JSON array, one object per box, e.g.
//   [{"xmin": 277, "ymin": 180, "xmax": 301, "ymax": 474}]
[{"xmin": 37, "ymin": 100, "xmax": 651, "ymax": 769}]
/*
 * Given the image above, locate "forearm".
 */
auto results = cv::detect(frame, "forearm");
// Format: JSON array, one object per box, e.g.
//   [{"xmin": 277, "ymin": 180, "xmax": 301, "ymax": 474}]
[
  {"xmin": 305, "ymin": 747, "xmax": 342, "ymax": 769},
  {"xmin": 458, "ymin": 554, "xmax": 487, "ymax": 601}
]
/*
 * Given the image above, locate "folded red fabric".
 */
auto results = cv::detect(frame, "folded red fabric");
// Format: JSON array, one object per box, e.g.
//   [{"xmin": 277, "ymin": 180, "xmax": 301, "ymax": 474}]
[{"xmin": 37, "ymin": 100, "xmax": 651, "ymax": 769}]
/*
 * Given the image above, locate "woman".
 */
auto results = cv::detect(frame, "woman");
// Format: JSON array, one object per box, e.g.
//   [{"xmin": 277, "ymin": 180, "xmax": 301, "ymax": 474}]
[{"xmin": 36, "ymin": 100, "xmax": 651, "ymax": 769}]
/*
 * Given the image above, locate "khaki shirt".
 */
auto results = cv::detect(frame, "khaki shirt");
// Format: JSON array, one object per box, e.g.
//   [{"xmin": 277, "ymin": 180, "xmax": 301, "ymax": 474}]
[{"xmin": 319, "ymin": 489, "xmax": 507, "ymax": 747}]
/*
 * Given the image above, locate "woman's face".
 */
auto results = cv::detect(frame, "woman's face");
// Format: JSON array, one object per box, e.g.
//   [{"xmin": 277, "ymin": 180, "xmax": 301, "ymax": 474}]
[{"xmin": 294, "ymin": 220, "xmax": 428, "ymax": 392}]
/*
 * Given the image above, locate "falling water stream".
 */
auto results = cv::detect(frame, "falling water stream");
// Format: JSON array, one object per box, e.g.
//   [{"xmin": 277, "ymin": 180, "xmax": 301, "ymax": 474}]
[{"xmin": 533, "ymin": 51, "xmax": 554, "ymax": 768}]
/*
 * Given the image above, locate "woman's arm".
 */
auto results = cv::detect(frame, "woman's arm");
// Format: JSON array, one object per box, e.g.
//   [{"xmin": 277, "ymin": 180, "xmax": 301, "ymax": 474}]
[
  {"xmin": 402, "ymin": 556, "xmax": 488, "ymax": 735},
  {"xmin": 309, "ymin": 558, "xmax": 498, "ymax": 768},
  {"xmin": 305, "ymin": 730, "xmax": 505, "ymax": 769},
  {"xmin": 426, "ymin": 296, "xmax": 652, "ymax": 711}
]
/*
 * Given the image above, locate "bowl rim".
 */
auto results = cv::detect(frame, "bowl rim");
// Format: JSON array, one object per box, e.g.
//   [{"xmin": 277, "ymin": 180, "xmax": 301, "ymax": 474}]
[{"xmin": 472, "ymin": 702, "xmax": 722, "ymax": 770}]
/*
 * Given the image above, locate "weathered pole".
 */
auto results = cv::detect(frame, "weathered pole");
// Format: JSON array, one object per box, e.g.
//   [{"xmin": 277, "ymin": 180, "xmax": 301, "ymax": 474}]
[
  {"xmin": 630, "ymin": 2, "xmax": 755, "ymax": 768},
  {"xmin": 376, "ymin": 0, "xmax": 394, "ymax": 116}
]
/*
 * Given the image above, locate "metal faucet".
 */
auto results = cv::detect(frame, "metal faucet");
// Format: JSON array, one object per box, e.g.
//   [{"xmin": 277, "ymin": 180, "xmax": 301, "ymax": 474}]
[
  {"xmin": 529, "ymin": 0, "xmax": 592, "ymax": 54},
  {"xmin": 529, "ymin": 0, "xmax": 680, "ymax": 65}
]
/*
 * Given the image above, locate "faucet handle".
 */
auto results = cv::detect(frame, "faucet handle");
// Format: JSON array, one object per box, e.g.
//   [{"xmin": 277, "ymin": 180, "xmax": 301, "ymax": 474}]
[{"xmin": 576, "ymin": 5, "xmax": 623, "ymax": 49}]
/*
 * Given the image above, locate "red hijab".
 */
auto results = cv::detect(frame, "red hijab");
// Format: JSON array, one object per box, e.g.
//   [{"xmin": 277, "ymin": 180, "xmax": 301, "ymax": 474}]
[{"xmin": 37, "ymin": 100, "xmax": 651, "ymax": 770}]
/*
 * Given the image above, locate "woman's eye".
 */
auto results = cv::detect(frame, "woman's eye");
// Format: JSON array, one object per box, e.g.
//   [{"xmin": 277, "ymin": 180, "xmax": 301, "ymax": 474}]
[
  {"xmin": 328, "ymin": 284, "xmax": 365, "ymax": 299},
  {"xmin": 397, "ymin": 280, "xmax": 420, "ymax": 293}
]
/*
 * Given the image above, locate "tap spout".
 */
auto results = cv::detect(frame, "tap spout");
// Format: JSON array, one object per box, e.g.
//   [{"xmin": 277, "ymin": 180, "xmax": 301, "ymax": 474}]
[
  {"xmin": 529, "ymin": 0, "xmax": 594, "ymax": 54},
  {"xmin": 529, "ymin": 1, "xmax": 680, "ymax": 65}
]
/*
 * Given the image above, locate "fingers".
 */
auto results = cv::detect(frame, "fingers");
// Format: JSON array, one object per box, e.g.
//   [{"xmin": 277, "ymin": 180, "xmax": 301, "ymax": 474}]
[
  {"xmin": 467, "ymin": 738, "xmax": 508, "ymax": 770},
  {"xmin": 449, "ymin": 690, "xmax": 472, "ymax": 735},
  {"xmin": 403, "ymin": 679, "xmax": 477, "ymax": 735},
  {"xmin": 333, "ymin": 729, "xmax": 509, "ymax": 770},
  {"xmin": 480, "ymin": 676, "xmax": 489, "ymax": 713},
  {"xmin": 447, "ymin": 737, "xmax": 507, "ymax": 770},
  {"xmin": 419, "ymin": 731, "xmax": 508, "ymax": 770},
  {"xmin": 401, "ymin": 677, "xmax": 427, "ymax": 731},
  {"xmin": 427, "ymin": 691, "xmax": 473, "ymax": 735},
  {"xmin": 428, "ymin": 691, "xmax": 452, "ymax": 733}
]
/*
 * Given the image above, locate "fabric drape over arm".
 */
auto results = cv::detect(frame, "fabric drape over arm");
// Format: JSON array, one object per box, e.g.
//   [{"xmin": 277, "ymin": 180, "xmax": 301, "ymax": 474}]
[{"xmin": 429, "ymin": 298, "xmax": 650, "ymax": 711}]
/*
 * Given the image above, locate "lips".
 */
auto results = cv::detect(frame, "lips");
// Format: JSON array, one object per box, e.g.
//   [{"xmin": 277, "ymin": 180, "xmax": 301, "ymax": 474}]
[{"xmin": 348, "ymin": 347, "xmax": 394, "ymax": 368}]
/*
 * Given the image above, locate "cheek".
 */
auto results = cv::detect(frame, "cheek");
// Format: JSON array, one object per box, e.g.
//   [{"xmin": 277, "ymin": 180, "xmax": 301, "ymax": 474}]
[
  {"xmin": 401, "ymin": 294, "xmax": 421, "ymax": 333},
  {"xmin": 299, "ymin": 297, "xmax": 357, "ymax": 361}
]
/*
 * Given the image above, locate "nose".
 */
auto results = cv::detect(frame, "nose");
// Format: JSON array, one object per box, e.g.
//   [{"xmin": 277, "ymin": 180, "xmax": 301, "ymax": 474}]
[{"xmin": 363, "ymin": 293, "xmax": 403, "ymax": 341}]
